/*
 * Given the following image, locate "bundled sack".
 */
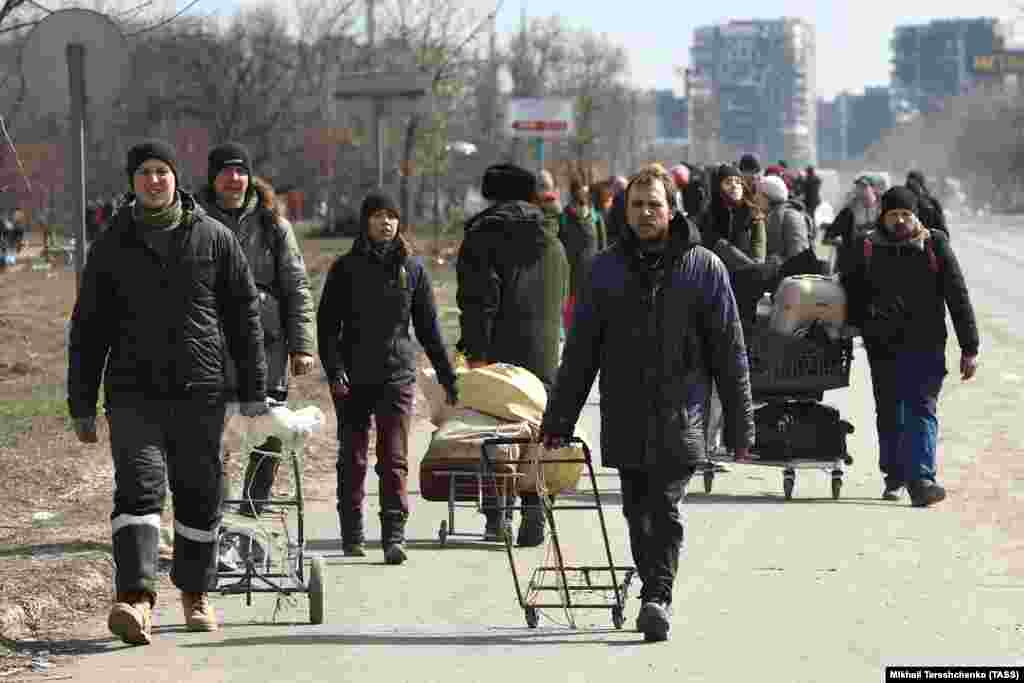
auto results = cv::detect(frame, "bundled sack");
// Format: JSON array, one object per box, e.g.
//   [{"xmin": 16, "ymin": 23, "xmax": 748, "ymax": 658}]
[
  {"xmin": 456, "ymin": 362, "xmax": 547, "ymax": 425},
  {"xmin": 419, "ymin": 408, "xmax": 534, "ymax": 502},
  {"xmin": 517, "ymin": 422, "xmax": 592, "ymax": 496},
  {"xmin": 769, "ymin": 274, "xmax": 846, "ymax": 337},
  {"xmin": 419, "ymin": 365, "xmax": 467, "ymax": 427}
]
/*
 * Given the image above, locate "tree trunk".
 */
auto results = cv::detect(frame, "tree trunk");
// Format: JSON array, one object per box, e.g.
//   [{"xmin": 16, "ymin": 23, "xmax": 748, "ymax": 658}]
[{"xmin": 400, "ymin": 113, "xmax": 421, "ymax": 228}]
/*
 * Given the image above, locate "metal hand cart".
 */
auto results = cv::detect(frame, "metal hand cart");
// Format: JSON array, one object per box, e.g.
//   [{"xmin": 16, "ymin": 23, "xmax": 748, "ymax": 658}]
[
  {"xmin": 702, "ymin": 324, "xmax": 856, "ymax": 500},
  {"xmin": 481, "ymin": 436, "xmax": 635, "ymax": 630},
  {"xmin": 433, "ymin": 460, "xmax": 520, "ymax": 546},
  {"xmin": 217, "ymin": 410, "xmax": 327, "ymax": 624}
]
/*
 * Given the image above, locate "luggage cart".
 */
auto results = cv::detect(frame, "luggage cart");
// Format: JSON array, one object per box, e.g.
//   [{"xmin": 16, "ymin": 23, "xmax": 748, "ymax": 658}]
[
  {"xmin": 217, "ymin": 406, "xmax": 327, "ymax": 624},
  {"xmin": 481, "ymin": 437, "xmax": 635, "ymax": 630},
  {"xmin": 431, "ymin": 460, "xmax": 520, "ymax": 546},
  {"xmin": 702, "ymin": 324, "xmax": 856, "ymax": 500}
]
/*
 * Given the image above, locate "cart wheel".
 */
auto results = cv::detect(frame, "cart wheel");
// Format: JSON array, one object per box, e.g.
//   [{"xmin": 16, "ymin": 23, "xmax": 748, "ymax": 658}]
[
  {"xmin": 525, "ymin": 606, "xmax": 539, "ymax": 629},
  {"xmin": 308, "ymin": 556, "xmax": 326, "ymax": 625},
  {"xmin": 783, "ymin": 474, "xmax": 795, "ymax": 500},
  {"xmin": 438, "ymin": 520, "xmax": 448, "ymax": 546},
  {"xmin": 703, "ymin": 470, "xmax": 714, "ymax": 494},
  {"xmin": 612, "ymin": 606, "xmax": 625, "ymax": 630}
]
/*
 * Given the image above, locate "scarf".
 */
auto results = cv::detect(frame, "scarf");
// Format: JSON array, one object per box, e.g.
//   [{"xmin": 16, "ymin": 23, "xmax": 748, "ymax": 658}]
[{"xmin": 133, "ymin": 194, "xmax": 183, "ymax": 230}]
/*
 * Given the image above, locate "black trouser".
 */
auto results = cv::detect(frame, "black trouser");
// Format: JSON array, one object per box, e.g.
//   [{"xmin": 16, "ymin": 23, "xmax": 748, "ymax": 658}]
[
  {"xmin": 107, "ymin": 399, "xmax": 227, "ymax": 597},
  {"xmin": 618, "ymin": 467, "xmax": 694, "ymax": 605}
]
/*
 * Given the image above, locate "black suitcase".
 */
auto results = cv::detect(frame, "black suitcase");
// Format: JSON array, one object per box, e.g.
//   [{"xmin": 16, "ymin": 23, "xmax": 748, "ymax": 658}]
[{"xmin": 753, "ymin": 402, "xmax": 853, "ymax": 461}]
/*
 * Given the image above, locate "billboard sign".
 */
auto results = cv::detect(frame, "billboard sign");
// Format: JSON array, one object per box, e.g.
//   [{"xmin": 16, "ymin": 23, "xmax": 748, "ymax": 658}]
[{"xmin": 506, "ymin": 97, "xmax": 575, "ymax": 140}]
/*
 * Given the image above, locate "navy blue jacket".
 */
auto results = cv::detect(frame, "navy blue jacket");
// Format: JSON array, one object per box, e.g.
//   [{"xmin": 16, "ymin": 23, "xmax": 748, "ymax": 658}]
[
  {"xmin": 317, "ymin": 237, "xmax": 455, "ymax": 389},
  {"xmin": 541, "ymin": 215, "xmax": 755, "ymax": 472}
]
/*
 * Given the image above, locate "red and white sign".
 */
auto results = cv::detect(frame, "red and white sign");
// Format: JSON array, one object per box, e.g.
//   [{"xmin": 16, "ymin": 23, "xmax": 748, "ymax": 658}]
[{"xmin": 506, "ymin": 98, "xmax": 575, "ymax": 140}]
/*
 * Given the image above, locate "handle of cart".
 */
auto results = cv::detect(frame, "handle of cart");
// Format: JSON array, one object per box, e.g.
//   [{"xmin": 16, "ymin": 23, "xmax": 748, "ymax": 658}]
[{"xmin": 481, "ymin": 436, "xmax": 635, "ymax": 630}]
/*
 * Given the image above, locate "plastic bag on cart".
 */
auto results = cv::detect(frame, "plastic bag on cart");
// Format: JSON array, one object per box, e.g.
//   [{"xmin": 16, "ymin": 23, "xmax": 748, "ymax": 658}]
[
  {"xmin": 419, "ymin": 408, "xmax": 533, "ymax": 502},
  {"xmin": 222, "ymin": 403, "xmax": 326, "ymax": 453},
  {"xmin": 752, "ymin": 402, "xmax": 853, "ymax": 462}
]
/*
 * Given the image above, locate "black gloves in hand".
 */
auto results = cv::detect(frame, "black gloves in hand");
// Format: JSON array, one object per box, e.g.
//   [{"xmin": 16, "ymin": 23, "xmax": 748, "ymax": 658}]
[
  {"xmin": 73, "ymin": 416, "xmax": 98, "ymax": 444},
  {"xmin": 239, "ymin": 400, "xmax": 269, "ymax": 418},
  {"xmin": 443, "ymin": 383, "xmax": 459, "ymax": 406}
]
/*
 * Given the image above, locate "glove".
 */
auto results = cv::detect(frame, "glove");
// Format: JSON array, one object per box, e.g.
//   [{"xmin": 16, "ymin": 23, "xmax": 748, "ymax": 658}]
[
  {"xmin": 290, "ymin": 353, "xmax": 316, "ymax": 377},
  {"xmin": 239, "ymin": 400, "xmax": 269, "ymax": 418},
  {"xmin": 330, "ymin": 378, "xmax": 351, "ymax": 400},
  {"xmin": 73, "ymin": 416, "xmax": 98, "ymax": 444},
  {"xmin": 443, "ymin": 383, "xmax": 459, "ymax": 406},
  {"xmin": 541, "ymin": 432, "xmax": 571, "ymax": 450}
]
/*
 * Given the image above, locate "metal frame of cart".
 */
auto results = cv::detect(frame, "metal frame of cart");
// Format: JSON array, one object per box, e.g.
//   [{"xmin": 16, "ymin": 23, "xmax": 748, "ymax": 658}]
[
  {"xmin": 217, "ymin": 422, "xmax": 327, "ymax": 624},
  {"xmin": 481, "ymin": 436, "xmax": 635, "ymax": 630},
  {"xmin": 434, "ymin": 462, "xmax": 520, "ymax": 546}
]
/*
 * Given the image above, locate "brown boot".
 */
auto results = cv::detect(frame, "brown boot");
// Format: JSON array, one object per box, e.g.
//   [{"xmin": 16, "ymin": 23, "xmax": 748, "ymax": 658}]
[
  {"xmin": 108, "ymin": 591, "xmax": 153, "ymax": 645},
  {"xmin": 181, "ymin": 591, "xmax": 219, "ymax": 632}
]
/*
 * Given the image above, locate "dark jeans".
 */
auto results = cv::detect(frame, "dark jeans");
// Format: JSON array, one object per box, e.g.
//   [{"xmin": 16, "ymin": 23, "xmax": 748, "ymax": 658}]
[
  {"xmin": 335, "ymin": 382, "xmax": 415, "ymax": 523},
  {"xmin": 867, "ymin": 349, "xmax": 946, "ymax": 485},
  {"xmin": 619, "ymin": 467, "xmax": 694, "ymax": 605},
  {"xmin": 107, "ymin": 399, "xmax": 227, "ymax": 596}
]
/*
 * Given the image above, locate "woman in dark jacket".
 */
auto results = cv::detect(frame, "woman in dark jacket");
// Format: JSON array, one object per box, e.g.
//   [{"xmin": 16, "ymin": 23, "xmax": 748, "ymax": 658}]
[
  {"xmin": 701, "ymin": 164, "xmax": 766, "ymax": 270},
  {"xmin": 841, "ymin": 187, "xmax": 979, "ymax": 507},
  {"xmin": 317, "ymin": 191, "xmax": 458, "ymax": 563}
]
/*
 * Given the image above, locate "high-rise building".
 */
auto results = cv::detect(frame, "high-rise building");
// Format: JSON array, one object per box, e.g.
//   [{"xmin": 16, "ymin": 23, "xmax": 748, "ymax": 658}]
[
  {"xmin": 891, "ymin": 18, "xmax": 1003, "ymax": 117},
  {"xmin": 654, "ymin": 90, "xmax": 688, "ymax": 144},
  {"xmin": 688, "ymin": 18, "xmax": 816, "ymax": 165}
]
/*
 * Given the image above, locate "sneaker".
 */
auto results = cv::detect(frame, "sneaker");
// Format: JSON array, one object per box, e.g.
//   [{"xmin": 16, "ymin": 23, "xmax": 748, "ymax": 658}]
[
  {"xmin": 108, "ymin": 592, "xmax": 153, "ymax": 645},
  {"xmin": 181, "ymin": 592, "xmax": 219, "ymax": 632},
  {"xmin": 882, "ymin": 484, "xmax": 904, "ymax": 501},
  {"xmin": 343, "ymin": 543, "xmax": 366, "ymax": 557},
  {"xmin": 384, "ymin": 543, "xmax": 407, "ymax": 565},
  {"xmin": 635, "ymin": 600, "xmax": 671, "ymax": 642},
  {"xmin": 909, "ymin": 480, "xmax": 947, "ymax": 508}
]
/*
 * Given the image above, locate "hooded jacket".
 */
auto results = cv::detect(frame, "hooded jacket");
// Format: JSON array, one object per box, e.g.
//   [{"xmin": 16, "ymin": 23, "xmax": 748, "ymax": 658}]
[
  {"xmin": 67, "ymin": 191, "xmax": 267, "ymax": 417},
  {"xmin": 541, "ymin": 214, "xmax": 754, "ymax": 472},
  {"xmin": 456, "ymin": 199, "xmax": 569, "ymax": 389},
  {"xmin": 316, "ymin": 207, "xmax": 455, "ymax": 390},
  {"xmin": 840, "ymin": 226, "xmax": 978, "ymax": 359},
  {"xmin": 559, "ymin": 202, "xmax": 607, "ymax": 296},
  {"xmin": 198, "ymin": 178, "xmax": 315, "ymax": 398},
  {"xmin": 701, "ymin": 167, "xmax": 767, "ymax": 269}
]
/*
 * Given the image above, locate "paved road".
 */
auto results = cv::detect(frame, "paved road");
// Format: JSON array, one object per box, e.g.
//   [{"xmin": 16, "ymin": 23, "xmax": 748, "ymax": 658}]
[{"xmin": 61, "ymin": 221, "xmax": 1024, "ymax": 682}]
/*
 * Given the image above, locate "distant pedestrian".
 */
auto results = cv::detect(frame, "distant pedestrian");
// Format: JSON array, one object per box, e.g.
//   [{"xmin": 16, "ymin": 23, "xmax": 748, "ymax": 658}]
[{"xmin": 905, "ymin": 170, "xmax": 948, "ymax": 236}]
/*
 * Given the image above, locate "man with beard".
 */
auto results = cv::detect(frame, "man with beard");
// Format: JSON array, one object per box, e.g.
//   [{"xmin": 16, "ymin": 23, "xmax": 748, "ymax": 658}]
[{"xmin": 538, "ymin": 166, "xmax": 753, "ymax": 642}]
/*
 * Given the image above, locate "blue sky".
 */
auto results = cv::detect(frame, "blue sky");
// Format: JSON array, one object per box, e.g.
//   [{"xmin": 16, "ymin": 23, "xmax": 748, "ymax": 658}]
[{"xmin": 194, "ymin": 0, "xmax": 1022, "ymax": 100}]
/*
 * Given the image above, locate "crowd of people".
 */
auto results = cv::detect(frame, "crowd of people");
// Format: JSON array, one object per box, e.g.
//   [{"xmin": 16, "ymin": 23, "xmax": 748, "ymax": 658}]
[{"xmin": 65, "ymin": 140, "xmax": 979, "ymax": 647}]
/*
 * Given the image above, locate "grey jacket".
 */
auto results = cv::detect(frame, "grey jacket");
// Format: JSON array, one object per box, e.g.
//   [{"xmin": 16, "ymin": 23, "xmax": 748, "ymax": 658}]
[
  {"xmin": 199, "ymin": 179, "xmax": 315, "ymax": 398},
  {"xmin": 765, "ymin": 201, "xmax": 811, "ymax": 263}
]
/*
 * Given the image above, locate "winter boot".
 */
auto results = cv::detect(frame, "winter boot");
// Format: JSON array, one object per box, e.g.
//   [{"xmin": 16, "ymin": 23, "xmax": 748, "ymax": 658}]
[
  {"xmin": 882, "ymin": 477, "xmax": 904, "ymax": 501},
  {"xmin": 482, "ymin": 493, "xmax": 514, "ymax": 542},
  {"xmin": 516, "ymin": 493, "xmax": 548, "ymax": 548},
  {"xmin": 340, "ymin": 510, "xmax": 366, "ymax": 557},
  {"xmin": 108, "ymin": 591, "xmax": 154, "ymax": 645},
  {"xmin": 380, "ymin": 511, "xmax": 408, "ymax": 565},
  {"xmin": 909, "ymin": 480, "xmax": 947, "ymax": 508},
  {"xmin": 636, "ymin": 600, "xmax": 672, "ymax": 642},
  {"xmin": 181, "ymin": 591, "xmax": 218, "ymax": 632}
]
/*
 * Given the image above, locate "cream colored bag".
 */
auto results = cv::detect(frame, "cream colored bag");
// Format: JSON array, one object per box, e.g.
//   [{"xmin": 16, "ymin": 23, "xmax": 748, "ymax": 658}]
[
  {"xmin": 456, "ymin": 363, "xmax": 547, "ymax": 425},
  {"xmin": 769, "ymin": 274, "xmax": 847, "ymax": 336},
  {"xmin": 517, "ymin": 422, "xmax": 591, "ymax": 495}
]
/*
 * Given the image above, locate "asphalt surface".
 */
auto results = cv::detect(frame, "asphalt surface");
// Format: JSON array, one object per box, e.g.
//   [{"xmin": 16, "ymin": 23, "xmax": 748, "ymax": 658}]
[{"xmin": 60, "ymin": 217, "xmax": 1024, "ymax": 682}]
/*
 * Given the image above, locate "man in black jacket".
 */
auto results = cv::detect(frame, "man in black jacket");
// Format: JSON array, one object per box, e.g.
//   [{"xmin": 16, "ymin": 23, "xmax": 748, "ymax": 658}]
[
  {"xmin": 539, "ymin": 167, "xmax": 754, "ymax": 642},
  {"xmin": 67, "ymin": 140, "xmax": 268, "ymax": 645},
  {"xmin": 457, "ymin": 163, "xmax": 569, "ymax": 546}
]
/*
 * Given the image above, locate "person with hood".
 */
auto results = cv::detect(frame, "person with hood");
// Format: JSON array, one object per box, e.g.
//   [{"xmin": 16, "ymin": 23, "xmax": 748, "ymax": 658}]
[
  {"xmin": 804, "ymin": 165, "xmax": 823, "ymax": 219},
  {"xmin": 841, "ymin": 187, "xmax": 979, "ymax": 507},
  {"xmin": 828, "ymin": 175, "xmax": 885, "ymax": 272},
  {"xmin": 701, "ymin": 163, "xmax": 766, "ymax": 269},
  {"xmin": 905, "ymin": 170, "xmax": 948, "ymax": 236},
  {"xmin": 456, "ymin": 163, "xmax": 569, "ymax": 547},
  {"xmin": 761, "ymin": 175, "xmax": 813, "ymax": 264},
  {"xmin": 559, "ymin": 175, "xmax": 607, "ymax": 330},
  {"xmin": 538, "ymin": 166, "xmax": 753, "ymax": 642},
  {"xmin": 318, "ymin": 191, "xmax": 457, "ymax": 564},
  {"xmin": 197, "ymin": 142, "xmax": 316, "ymax": 524},
  {"xmin": 67, "ymin": 140, "xmax": 268, "ymax": 644}
]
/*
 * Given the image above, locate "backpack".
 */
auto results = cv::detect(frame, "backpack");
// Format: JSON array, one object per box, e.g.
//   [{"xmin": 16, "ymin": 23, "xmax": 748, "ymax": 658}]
[
  {"xmin": 862, "ymin": 235, "xmax": 940, "ymax": 274},
  {"xmin": 783, "ymin": 199, "xmax": 817, "ymax": 249},
  {"xmin": 753, "ymin": 402, "xmax": 853, "ymax": 461}
]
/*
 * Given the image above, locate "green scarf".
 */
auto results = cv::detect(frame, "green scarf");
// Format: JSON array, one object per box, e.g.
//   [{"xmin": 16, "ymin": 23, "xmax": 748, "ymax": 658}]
[{"xmin": 134, "ymin": 195, "xmax": 183, "ymax": 230}]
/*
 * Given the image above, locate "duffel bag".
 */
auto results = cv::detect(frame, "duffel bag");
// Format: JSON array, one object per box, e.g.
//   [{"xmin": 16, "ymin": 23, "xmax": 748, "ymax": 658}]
[
  {"xmin": 752, "ymin": 402, "xmax": 853, "ymax": 462},
  {"xmin": 419, "ymin": 408, "xmax": 532, "ymax": 502}
]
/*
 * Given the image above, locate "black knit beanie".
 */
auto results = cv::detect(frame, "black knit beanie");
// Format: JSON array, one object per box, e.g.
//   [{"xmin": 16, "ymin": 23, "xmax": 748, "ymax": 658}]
[
  {"xmin": 360, "ymin": 190, "xmax": 401, "ymax": 231},
  {"xmin": 738, "ymin": 154, "xmax": 760, "ymax": 175},
  {"xmin": 881, "ymin": 186, "xmax": 919, "ymax": 216},
  {"xmin": 207, "ymin": 142, "xmax": 252, "ymax": 188},
  {"xmin": 717, "ymin": 164, "xmax": 742, "ymax": 183},
  {"xmin": 125, "ymin": 139, "xmax": 178, "ymax": 183}
]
